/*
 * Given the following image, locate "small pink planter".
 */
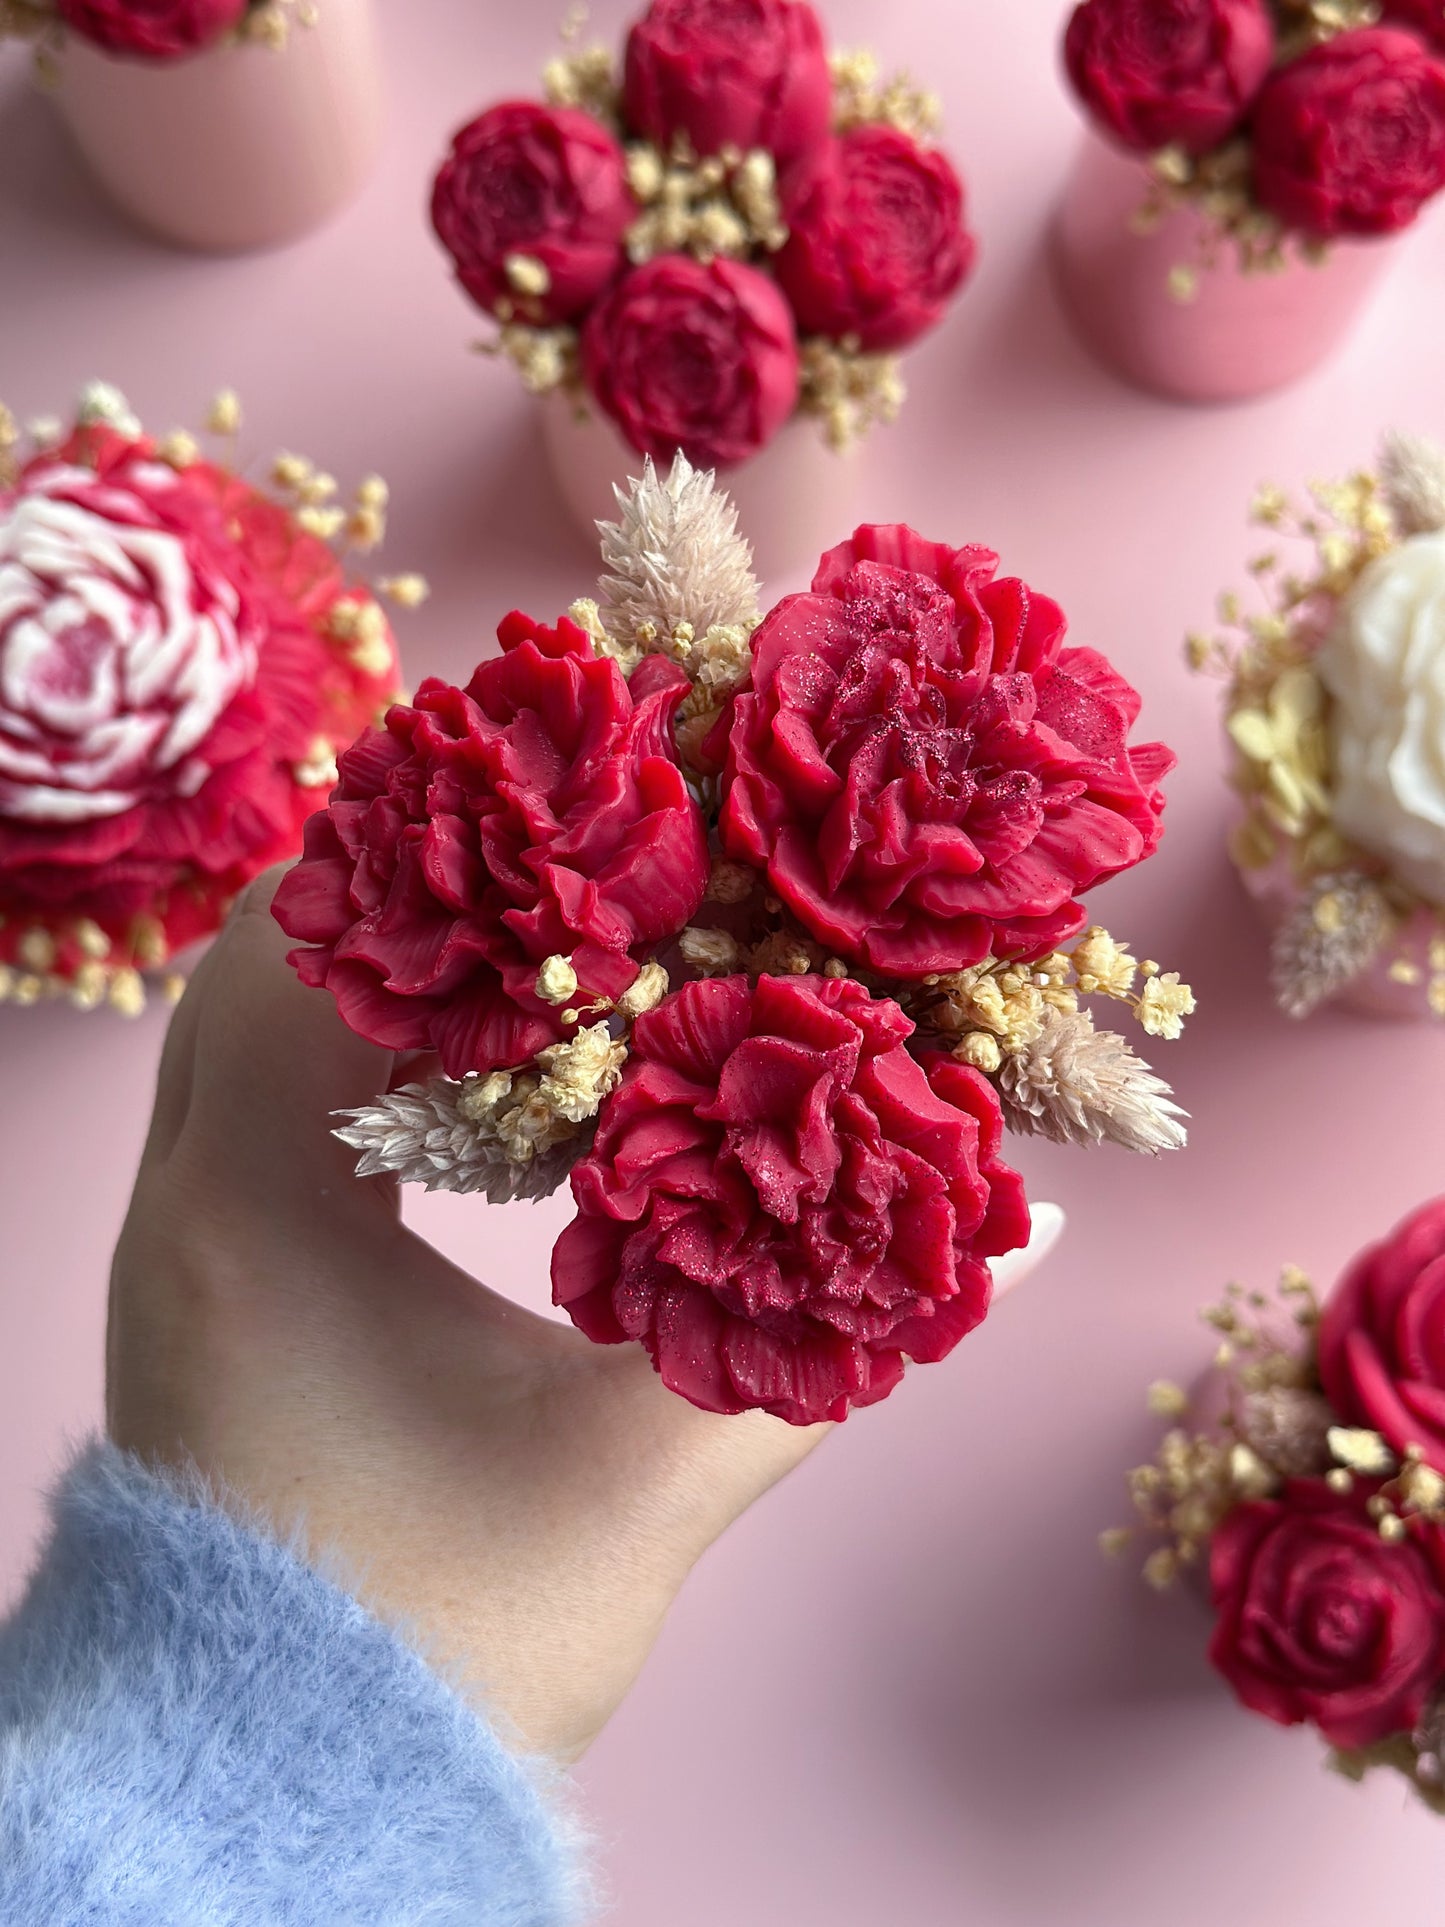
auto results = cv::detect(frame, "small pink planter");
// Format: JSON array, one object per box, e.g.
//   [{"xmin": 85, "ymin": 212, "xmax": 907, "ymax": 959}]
[
  {"xmin": 1051, "ymin": 132, "xmax": 1398, "ymax": 404},
  {"xmin": 53, "ymin": 0, "xmax": 382, "ymax": 252},
  {"xmin": 540, "ymin": 395, "xmax": 864, "ymax": 583}
]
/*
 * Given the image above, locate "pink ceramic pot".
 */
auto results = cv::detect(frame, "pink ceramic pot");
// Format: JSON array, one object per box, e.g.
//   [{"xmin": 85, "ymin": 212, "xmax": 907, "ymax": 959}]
[
  {"xmin": 53, "ymin": 0, "xmax": 382, "ymax": 252},
  {"xmin": 1051, "ymin": 131, "xmax": 1398, "ymax": 404},
  {"xmin": 540, "ymin": 395, "xmax": 864, "ymax": 583}
]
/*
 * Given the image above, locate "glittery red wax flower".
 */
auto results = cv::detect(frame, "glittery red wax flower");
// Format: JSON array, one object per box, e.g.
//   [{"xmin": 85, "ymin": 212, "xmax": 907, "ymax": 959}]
[
  {"xmin": 774, "ymin": 125, "xmax": 976, "ymax": 352},
  {"xmin": 1251, "ymin": 27, "xmax": 1445, "ymax": 239},
  {"xmin": 551, "ymin": 972, "xmax": 1030, "ymax": 1425},
  {"xmin": 622, "ymin": 0, "xmax": 833, "ymax": 207},
  {"xmin": 1209, "ymin": 1480, "xmax": 1445, "ymax": 1750},
  {"xmin": 719, "ymin": 526, "xmax": 1172, "ymax": 978},
  {"xmin": 1318, "ymin": 1198, "xmax": 1445, "ymax": 1479},
  {"xmin": 430, "ymin": 101, "xmax": 634, "ymax": 326},
  {"xmin": 56, "ymin": 0, "xmax": 249, "ymax": 60},
  {"xmin": 273, "ymin": 617, "xmax": 710, "ymax": 1077},
  {"xmin": 0, "ymin": 422, "xmax": 398, "ymax": 991}
]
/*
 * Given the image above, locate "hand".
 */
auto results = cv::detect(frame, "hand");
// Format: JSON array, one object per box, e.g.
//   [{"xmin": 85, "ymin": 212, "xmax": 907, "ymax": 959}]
[{"xmin": 108, "ymin": 868, "xmax": 1063, "ymax": 1762}]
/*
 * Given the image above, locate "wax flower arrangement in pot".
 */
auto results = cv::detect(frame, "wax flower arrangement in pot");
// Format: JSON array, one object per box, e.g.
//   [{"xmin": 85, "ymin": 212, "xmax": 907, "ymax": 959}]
[
  {"xmin": 1054, "ymin": 0, "xmax": 1445, "ymax": 401},
  {"xmin": 275, "ymin": 457, "xmax": 1193, "ymax": 1427},
  {"xmin": 0, "ymin": 0, "xmax": 382, "ymax": 251},
  {"xmin": 1112, "ymin": 1200, "xmax": 1445, "ymax": 1811},
  {"xmin": 0, "ymin": 382, "xmax": 419, "ymax": 1015},
  {"xmin": 428, "ymin": 0, "xmax": 977, "ymax": 573},
  {"xmin": 1193, "ymin": 430, "xmax": 1445, "ymax": 1021}
]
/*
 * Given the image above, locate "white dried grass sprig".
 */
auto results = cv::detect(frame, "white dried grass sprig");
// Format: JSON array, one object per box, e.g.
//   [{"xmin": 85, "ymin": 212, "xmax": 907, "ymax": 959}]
[
  {"xmin": 596, "ymin": 454, "xmax": 761, "ymax": 646},
  {"xmin": 996, "ymin": 1007, "xmax": 1188, "ymax": 1155}
]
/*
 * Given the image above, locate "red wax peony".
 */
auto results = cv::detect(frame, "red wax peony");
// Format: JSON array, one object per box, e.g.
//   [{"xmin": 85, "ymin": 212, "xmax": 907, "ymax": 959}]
[
  {"xmin": 551, "ymin": 973, "xmax": 1030, "ymax": 1425},
  {"xmin": 430, "ymin": 102, "xmax": 634, "ymax": 326},
  {"xmin": 774, "ymin": 126, "xmax": 976, "ymax": 353},
  {"xmin": 1063, "ymin": 0, "xmax": 1275, "ymax": 157},
  {"xmin": 720, "ymin": 525, "xmax": 1172, "ymax": 976},
  {"xmin": 580, "ymin": 255, "xmax": 800, "ymax": 470},
  {"xmin": 294, "ymin": 465, "xmax": 1187, "ymax": 1425},
  {"xmin": 622, "ymin": 0, "xmax": 832, "ymax": 206},
  {"xmin": 1318, "ymin": 1200, "xmax": 1445, "ymax": 1478},
  {"xmin": 1251, "ymin": 27, "xmax": 1445, "ymax": 239},
  {"xmin": 55, "ymin": 0, "xmax": 250, "ymax": 59},
  {"xmin": 0, "ymin": 390, "xmax": 406, "ymax": 1013}
]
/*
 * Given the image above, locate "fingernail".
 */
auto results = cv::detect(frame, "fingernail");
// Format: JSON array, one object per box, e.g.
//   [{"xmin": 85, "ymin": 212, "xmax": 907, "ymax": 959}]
[{"xmin": 990, "ymin": 1201, "xmax": 1065, "ymax": 1301}]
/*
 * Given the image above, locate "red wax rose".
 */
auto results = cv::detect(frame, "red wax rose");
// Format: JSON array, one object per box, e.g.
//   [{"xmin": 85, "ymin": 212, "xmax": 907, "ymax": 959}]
[
  {"xmin": 273, "ymin": 613, "xmax": 709, "ymax": 1079},
  {"xmin": 1317, "ymin": 1199, "xmax": 1445, "ymax": 1476},
  {"xmin": 1063, "ymin": 0, "xmax": 1274, "ymax": 156},
  {"xmin": 1208, "ymin": 1481, "xmax": 1445, "ymax": 1750},
  {"xmin": 580, "ymin": 254, "xmax": 800, "ymax": 469},
  {"xmin": 1252, "ymin": 27, "xmax": 1445, "ymax": 238},
  {"xmin": 623, "ymin": 0, "xmax": 832, "ymax": 206},
  {"xmin": 1382, "ymin": 0, "xmax": 1445, "ymax": 52},
  {"xmin": 0, "ymin": 425, "xmax": 394, "ymax": 973},
  {"xmin": 773, "ymin": 126, "xmax": 975, "ymax": 353},
  {"xmin": 719, "ymin": 525, "xmax": 1172, "ymax": 977},
  {"xmin": 57, "ymin": 0, "xmax": 248, "ymax": 59},
  {"xmin": 430, "ymin": 102, "xmax": 634, "ymax": 325},
  {"xmin": 551, "ymin": 973, "xmax": 1030, "ymax": 1425}
]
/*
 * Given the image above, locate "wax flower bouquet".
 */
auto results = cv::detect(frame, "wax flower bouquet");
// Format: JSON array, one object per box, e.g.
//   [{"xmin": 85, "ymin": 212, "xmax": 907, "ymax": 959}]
[
  {"xmin": 1111, "ymin": 1200, "xmax": 1445, "ymax": 1810},
  {"xmin": 1054, "ymin": 0, "xmax": 1445, "ymax": 400},
  {"xmin": 1192, "ymin": 432, "xmax": 1445, "ymax": 1021},
  {"xmin": 429, "ymin": 0, "xmax": 975, "ymax": 473},
  {"xmin": 0, "ymin": 383, "xmax": 418, "ymax": 1016},
  {"xmin": 0, "ymin": 0, "xmax": 311, "ymax": 60},
  {"xmin": 275, "ymin": 457, "xmax": 1191, "ymax": 1426},
  {"xmin": 1064, "ymin": 0, "xmax": 1445, "ymax": 285}
]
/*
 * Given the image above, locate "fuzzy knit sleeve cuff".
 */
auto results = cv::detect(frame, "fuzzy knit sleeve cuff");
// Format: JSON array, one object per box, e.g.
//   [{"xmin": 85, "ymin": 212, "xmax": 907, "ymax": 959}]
[{"xmin": 0, "ymin": 1442, "xmax": 589, "ymax": 1927}]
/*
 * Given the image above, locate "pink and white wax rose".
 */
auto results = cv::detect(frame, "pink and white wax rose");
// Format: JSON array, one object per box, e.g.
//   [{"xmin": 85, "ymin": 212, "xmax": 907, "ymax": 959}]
[{"xmin": 276, "ymin": 459, "xmax": 1190, "ymax": 1427}]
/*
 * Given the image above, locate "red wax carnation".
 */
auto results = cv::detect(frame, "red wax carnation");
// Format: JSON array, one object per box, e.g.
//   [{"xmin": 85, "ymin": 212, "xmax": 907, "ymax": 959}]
[
  {"xmin": 1063, "ymin": 0, "xmax": 1275, "ymax": 156},
  {"xmin": 774, "ymin": 126, "xmax": 976, "ymax": 353},
  {"xmin": 1209, "ymin": 1480, "xmax": 1445, "ymax": 1750},
  {"xmin": 1251, "ymin": 27, "xmax": 1445, "ymax": 239},
  {"xmin": 551, "ymin": 973, "xmax": 1030, "ymax": 1425},
  {"xmin": 1318, "ymin": 1199, "xmax": 1445, "ymax": 1478},
  {"xmin": 57, "ymin": 0, "xmax": 249, "ymax": 59},
  {"xmin": 580, "ymin": 254, "xmax": 800, "ymax": 469},
  {"xmin": 622, "ymin": 0, "xmax": 833, "ymax": 205},
  {"xmin": 273, "ymin": 615, "xmax": 710, "ymax": 1078},
  {"xmin": 0, "ymin": 423, "xmax": 398, "ymax": 987},
  {"xmin": 719, "ymin": 526, "xmax": 1172, "ymax": 976},
  {"xmin": 430, "ymin": 102, "xmax": 634, "ymax": 326}
]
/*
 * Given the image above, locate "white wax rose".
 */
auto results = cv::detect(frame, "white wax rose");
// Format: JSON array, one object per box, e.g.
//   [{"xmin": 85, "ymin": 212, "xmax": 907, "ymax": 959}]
[{"xmin": 1317, "ymin": 529, "xmax": 1445, "ymax": 907}]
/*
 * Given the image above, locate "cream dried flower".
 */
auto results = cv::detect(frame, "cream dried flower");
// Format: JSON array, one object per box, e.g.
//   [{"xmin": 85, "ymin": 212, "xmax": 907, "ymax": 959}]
[
  {"xmin": 75, "ymin": 380, "xmax": 141, "ymax": 438},
  {"xmin": 997, "ymin": 1007, "xmax": 1188, "ymax": 1155},
  {"xmin": 1071, "ymin": 927, "xmax": 1138, "ymax": 999},
  {"xmin": 1236, "ymin": 1385, "xmax": 1336, "ymax": 1479},
  {"xmin": 334, "ymin": 1077, "xmax": 585, "ymax": 1202},
  {"xmin": 1137, "ymin": 972, "xmax": 1196, "ymax": 1041},
  {"xmin": 1381, "ymin": 430, "xmax": 1445, "ymax": 538},
  {"xmin": 597, "ymin": 455, "xmax": 761, "ymax": 648},
  {"xmin": 1271, "ymin": 870, "xmax": 1393, "ymax": 1018},
  {"xmin": 533, "ymin": 1021, "xmax": 629, "ymax": 1124},
  {"xmin": 678, "ymin": 926, "xmax": 743, "ymax": 975}
]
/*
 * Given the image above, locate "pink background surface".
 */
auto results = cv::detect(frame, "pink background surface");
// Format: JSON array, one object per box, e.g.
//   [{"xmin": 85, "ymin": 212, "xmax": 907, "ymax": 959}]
[{"xmin": 4, "ymin": 2, "xmax": 1445, "ymax": 1920}]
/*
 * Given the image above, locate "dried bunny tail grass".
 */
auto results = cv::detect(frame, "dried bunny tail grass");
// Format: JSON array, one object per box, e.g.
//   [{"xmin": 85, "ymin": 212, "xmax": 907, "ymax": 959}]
[
  {"xmin": 335, "ymin": 1022, "xmax": 628, "ymax": 1200},
  {"xmin": 596, "ymin": 454, "xmax": 762, "ymax": 648},
  {"xmin": 1380, "ymin": 430, "xmax": 1445, "ymax": 539},
  {"xmin": 996, "ymin": 1006, "xmax": 1188, "ymax": 1156},
  {"xmin": 1270, "ymin": 870, "xmax": 1394, "ymax": 1018}
]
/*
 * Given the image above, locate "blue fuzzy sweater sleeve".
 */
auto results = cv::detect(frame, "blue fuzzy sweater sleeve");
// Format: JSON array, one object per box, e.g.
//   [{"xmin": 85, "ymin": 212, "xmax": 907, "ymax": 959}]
[{"xmin": 0, "ymin": 1444, "xmax": 588, "ymax": 1926}]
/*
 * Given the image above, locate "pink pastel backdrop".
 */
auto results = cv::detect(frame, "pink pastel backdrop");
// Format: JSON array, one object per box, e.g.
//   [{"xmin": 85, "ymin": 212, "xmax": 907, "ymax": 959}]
[{"xmin": 3, "ymin": 3, "xmax": 1445, "ymax": 1920}]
